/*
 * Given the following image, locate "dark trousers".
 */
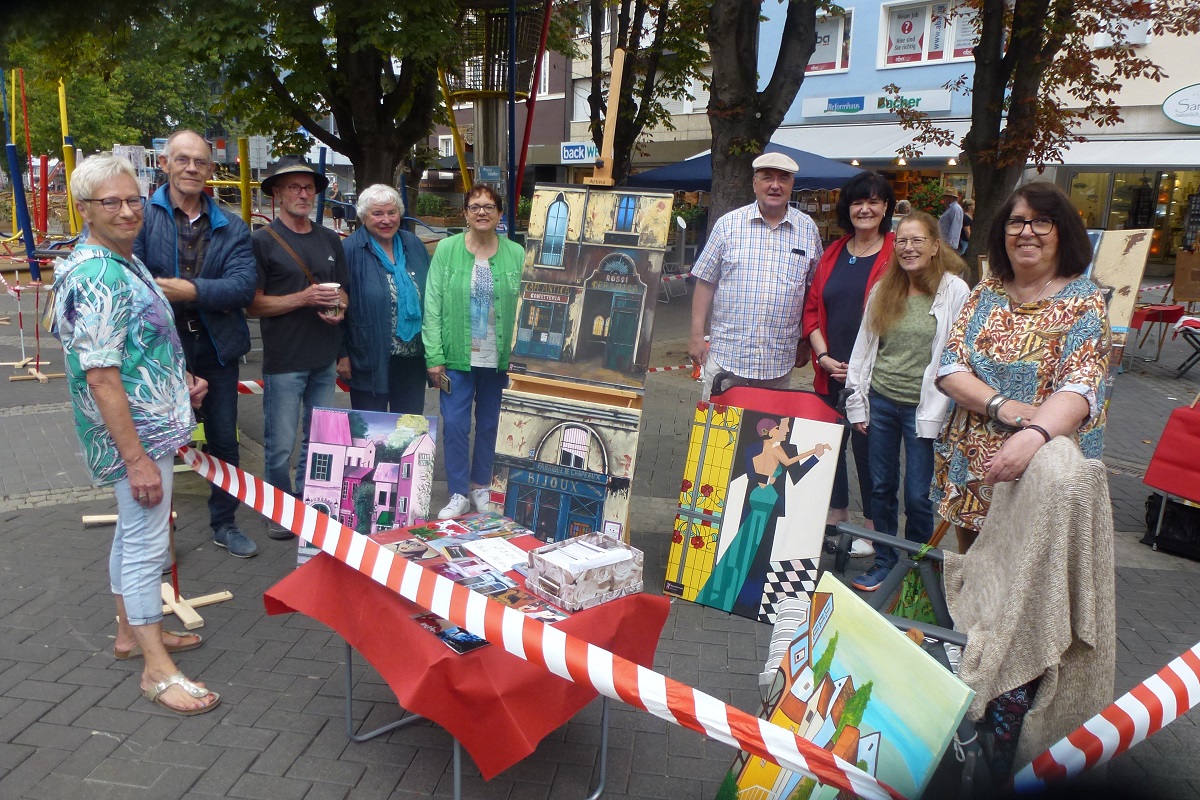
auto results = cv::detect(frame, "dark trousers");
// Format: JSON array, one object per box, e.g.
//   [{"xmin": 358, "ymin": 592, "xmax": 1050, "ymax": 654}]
[
  {"xmin": 822, "ymin": 383, "xmax": 873, "ymax": 521},
  {"xmin": 348, "ymin": 355, "xmax": 429, "ymax": 415},
  {"xmin": 186, "ymin": 333, "xmax": 241, "ymax": 532}
]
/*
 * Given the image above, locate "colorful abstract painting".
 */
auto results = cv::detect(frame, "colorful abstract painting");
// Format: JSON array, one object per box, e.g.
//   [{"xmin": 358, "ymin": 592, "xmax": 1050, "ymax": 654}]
[
  {"xmin": 299, "ymin": 408, "xmax": 438, "ymax": 563},
  {"xmin": 665, "ymin": 391, "xmax": 844, "ymax": 623},
  {"xmin": 725, "ymin": 573, "xmax": 974, "ymax": 800}
]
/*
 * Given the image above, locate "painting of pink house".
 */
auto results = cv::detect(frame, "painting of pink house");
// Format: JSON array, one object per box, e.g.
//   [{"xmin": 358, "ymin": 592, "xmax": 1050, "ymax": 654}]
[{"xmin": 302, "ymin": 408, "xmax": 439, "ymax": 538}]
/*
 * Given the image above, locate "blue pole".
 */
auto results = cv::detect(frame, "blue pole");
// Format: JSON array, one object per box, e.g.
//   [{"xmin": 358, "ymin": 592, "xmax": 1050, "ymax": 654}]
[
  {"xmin": 316, "ymin": 146, "xmax": 327, "ymax": 225},
  {"xmin": 6, "ymin": 143, "xmax": 40, "ymax": 282},
  {"xmin": 506, "ymin": 0, "xmax": 517, "ymax": 240}
]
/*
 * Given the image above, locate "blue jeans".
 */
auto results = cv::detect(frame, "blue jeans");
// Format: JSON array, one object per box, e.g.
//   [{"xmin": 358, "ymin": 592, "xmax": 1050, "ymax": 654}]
[
  {"xmin": 110, "ymin": 454, "xmax": 174, "ymax": 626},
  {"xmin": 867, "ymin": 390, "xmax": 935, "ymax": 571},
  {"xmin": 439, "ymin": 367, "xmax": 507, "ymax": 496},
  {"xmin": 349, "ymin": 354, "xmax": 429, "ymax": 415},
  {"xmin": 188, "ymin": 334, "xmax": 241, "ymax": 531},
  {"xmin": 263, "ymin": 365, "xmax": 336, "ymax": 496}
]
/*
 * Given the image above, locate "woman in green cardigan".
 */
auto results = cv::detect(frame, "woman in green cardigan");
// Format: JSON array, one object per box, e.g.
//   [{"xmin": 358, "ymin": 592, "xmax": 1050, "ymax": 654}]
[{"xmin": 423, "ymin": 184, "xmax": 524, "ymax": 519}]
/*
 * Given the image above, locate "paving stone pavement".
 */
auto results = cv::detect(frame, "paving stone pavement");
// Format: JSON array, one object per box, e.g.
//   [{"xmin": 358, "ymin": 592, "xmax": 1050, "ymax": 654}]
[{"xmin": 0, "ymin": 282, "xmax": 1198, "ymax": 799}]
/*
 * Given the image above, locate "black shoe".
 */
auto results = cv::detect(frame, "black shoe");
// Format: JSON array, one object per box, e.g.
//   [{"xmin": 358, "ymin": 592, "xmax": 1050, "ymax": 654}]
[{"xmin": 267, "ymin": 522, "xmax": 296, "ymax": 541}]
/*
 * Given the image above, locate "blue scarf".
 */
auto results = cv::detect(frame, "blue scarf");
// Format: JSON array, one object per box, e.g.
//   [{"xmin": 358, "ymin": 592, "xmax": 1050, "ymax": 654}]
[{"xmin": 369, "ymin": 235, "xmax": 421, "ymax": 342}]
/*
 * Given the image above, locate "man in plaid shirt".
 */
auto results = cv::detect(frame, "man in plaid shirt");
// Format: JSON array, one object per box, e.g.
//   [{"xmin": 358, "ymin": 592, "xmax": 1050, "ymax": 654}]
[{"xmin": 689, "ymin": 152, "xmax": 823, "ymax": 401}]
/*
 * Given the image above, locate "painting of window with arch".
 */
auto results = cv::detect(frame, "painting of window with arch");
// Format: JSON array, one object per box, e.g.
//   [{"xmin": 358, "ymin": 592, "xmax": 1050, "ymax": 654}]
[
  {"xmin": 298, "ymin": 408, "xmax": 439, "ymax": 563},
  {"xmin": 490, "ymin": 389, "xmax": 641, "ymax": 543},
  {"xmin": 515, "ymin": 184, "xmax": 674, "ymax": 391}
]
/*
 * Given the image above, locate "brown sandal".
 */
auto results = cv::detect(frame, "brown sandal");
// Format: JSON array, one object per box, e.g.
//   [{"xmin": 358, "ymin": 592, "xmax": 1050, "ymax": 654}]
[{"xmin": 141, "ymin": 673, "xmax": 220, "ymax": 716}]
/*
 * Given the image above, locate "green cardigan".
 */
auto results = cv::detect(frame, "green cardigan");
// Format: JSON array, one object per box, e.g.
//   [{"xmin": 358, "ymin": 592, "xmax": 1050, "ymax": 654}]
[{"xmin": 422, "ymin": 232, "xmax": 524, "ymax": 371}]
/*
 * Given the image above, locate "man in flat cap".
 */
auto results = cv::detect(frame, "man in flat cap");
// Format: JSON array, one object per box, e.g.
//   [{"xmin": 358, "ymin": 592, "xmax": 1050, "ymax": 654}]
[
  {"xmin": 938, "ymin": 187, "xmax": 963, "ymax": 252},
  {"xmin": 248, "ymin": 156, "xmax": 349, "ymax": 539},
  {"xmin": 689, "ymin": 151, "xmax": 823, "ymax": 400}
]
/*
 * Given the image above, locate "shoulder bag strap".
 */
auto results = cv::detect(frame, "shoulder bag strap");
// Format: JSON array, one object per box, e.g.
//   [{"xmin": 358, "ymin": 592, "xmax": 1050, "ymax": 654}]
[{"xmin": 264, "ymin": 224, "xmax": 317, "ymax": 284}]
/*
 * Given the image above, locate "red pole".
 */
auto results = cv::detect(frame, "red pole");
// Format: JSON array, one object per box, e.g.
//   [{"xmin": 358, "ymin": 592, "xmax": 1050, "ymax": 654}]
[
  {"xmin": 18, "ymin": 69, "xmax": 39, "ymax": 234},
  {"xmin": 515, "ymin": 1, "xmax": 553, "ymax": 200},
  {"xmin": 37, "ymin": 155, "xmax": 48, "ymax": 231}
]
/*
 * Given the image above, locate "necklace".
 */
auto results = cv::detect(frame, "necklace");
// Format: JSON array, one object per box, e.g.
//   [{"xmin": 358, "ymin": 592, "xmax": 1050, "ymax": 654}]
[
  {"xmin": 847, "ymin": 235, "xmax": 882, "ymax": 265},
  {"xmin": 1012, "ymin": 275, "xmax": 1055, "ymax": 305}
]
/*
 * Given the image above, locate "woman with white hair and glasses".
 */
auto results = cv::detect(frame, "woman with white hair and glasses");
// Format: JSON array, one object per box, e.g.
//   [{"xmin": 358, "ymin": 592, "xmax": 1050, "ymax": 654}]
[
  {"xmin": 52, "ymin": 154, "xmax": 218, "ymax": 715},
  {"xmin": 337, "ymin": 184, "xmax": 432, "ymax": 413}
]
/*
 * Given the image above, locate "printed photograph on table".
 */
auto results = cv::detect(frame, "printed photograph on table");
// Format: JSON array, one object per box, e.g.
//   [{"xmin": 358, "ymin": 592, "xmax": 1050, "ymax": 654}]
[
  {"xmin": 492, "ymin": 389, "xmax": 640, "ymax": 543},
  {"xmin": 512, "ymin": 184, "xmax": 674, "ymax": 391},
  {"xmin": 411, "ymin": 612, "xmax": 491, "ymax": 655},
  {"xmin": 299, "ymin": 408, "xmax": 437, "ymax": 564},
  {"xmin": 666, "ymin": 392, "xmax": 843, "ymax": 623},
  {"xmin": 722, "ymin": 573, "xmax": 973, "ymax": 800}
]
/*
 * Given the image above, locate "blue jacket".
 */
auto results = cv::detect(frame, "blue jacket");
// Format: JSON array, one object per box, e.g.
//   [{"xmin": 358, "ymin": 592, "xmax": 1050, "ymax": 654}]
[
  {"xmin": 134, "ymin": 185, "xmax": 257, "ymax": 365},
  {"xmin": 342, "ymin": 225, "xmax": 431, "ymax": 394}
]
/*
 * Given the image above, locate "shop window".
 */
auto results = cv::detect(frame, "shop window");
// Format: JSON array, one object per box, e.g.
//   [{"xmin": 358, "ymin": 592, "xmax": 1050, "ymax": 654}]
[
  {"xmin": 880, "ymin": 0, "xmax": 979, "ymax": 67},
  {"xmin": 1067, "ymin": 172, "xmax": 1111, "ymax": 230},
  {"xmin": 808, "ymin": 11, "xmax": 853, "ymax": 73},
  {"xmin": 592, "ymin": 315, "xmax": 607, "ymax": 336},
  {"xmin": 559, "ymin": 426, "xmax": 590, "ymax": 469},
  {"xmin": 541, "ymin": 196, "xmax": 569, "ymax": 266},
  {"xmin": 614, "ymin": 195, "xmax": 638, "ymax": 232}
]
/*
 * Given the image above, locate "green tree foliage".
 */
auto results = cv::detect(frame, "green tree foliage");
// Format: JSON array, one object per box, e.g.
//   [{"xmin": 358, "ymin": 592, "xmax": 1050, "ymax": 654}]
[
  {"xmin": 888, "ymin": 0, "xmax": 1200, "ymax": 266},
  {"xmin": 790, "ymin": 776, "xmax": 817, "ymax": 800},
  {"xmin": 834, "ymin": 679, "xmax": 872, "ymax": 742},
  {"xmin": 909, "ymin": 179, "xmax": 948, "ymax": 216},
  {"xmin": 714, "ymin": 771, "xmax": 739, "ymax": 800},
  {"xmin": 354, "ymin": 481, "xmax": 377, "ymax": 534},
  {"xmin": 176, "ymin": 0, "xmax": 458, "ymax": 190},
  {"xmin": 812, "ymin": 631, "xmax": 838, "ymax": 686},
  {"xmin": 347, "ymin": 412, "xmax": 369, "ymax": 440},
  {"xmin": 574, "ymin": 0, "xmax": 709, "ymax": 184}
]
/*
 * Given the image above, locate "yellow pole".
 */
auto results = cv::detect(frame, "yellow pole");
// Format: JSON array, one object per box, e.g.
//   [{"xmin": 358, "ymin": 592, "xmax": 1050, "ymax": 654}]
[
  {"xmin": 58, "ymin": 78, "xmax": 80, "ymax": 234},
  {"xmin": 583, "ymin": 48, "xmax": 624, "ymax": 187},
  {"xmin": 238, "ymin": 137, "xmax": 251, "ymax": 225},
  {"xmin": 438, "ymin": 69, "xmax": 471, "ymax": 192}
]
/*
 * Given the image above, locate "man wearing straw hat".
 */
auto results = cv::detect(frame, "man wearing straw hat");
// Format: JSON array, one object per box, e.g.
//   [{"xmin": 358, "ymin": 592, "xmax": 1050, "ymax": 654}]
[
  {"xmin": 135, "ymin": 129, "xmax": 259, "ymax": 559},
  {"xmin": 248, "ymin": 156, "xmax": 349, "ymax": 540}
]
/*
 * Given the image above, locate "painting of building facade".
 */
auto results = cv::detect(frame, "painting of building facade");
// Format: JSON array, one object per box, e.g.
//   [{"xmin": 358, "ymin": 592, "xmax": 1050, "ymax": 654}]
[
  {"xmin": 489, "ymin": 389, "xmax": 640, "ymax": 543},
  {"xmin": 512, "ymin": 184, "xmax": 674, "ymax": 391},
  {"xmin": 666, "ymin": 393, "xmax": 844, "ymax": 623},
  {"xmin": 302, "ymin": 408, "xmax": 438, "ymax": 535},
  {"xmin": 725, "ymin": 574, "xmax": 973, "ymax": 800}
]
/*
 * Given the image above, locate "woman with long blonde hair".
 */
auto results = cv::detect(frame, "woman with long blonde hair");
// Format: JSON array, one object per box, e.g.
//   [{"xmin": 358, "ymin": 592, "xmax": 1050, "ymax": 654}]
[{"xmin": 843, "ymin": 211, "xmax": 969, "ymax": 591}]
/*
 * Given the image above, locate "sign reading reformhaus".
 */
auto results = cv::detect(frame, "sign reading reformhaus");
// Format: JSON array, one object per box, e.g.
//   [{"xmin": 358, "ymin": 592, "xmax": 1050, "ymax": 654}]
[{"xmin": 801, "ymin": 89, "xmax": 952, "ymax": 118}]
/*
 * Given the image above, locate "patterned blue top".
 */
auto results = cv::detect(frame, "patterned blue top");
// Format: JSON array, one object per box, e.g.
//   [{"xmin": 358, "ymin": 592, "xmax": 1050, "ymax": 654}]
[
  {"xmin": 691, "ymin": 202, "xmax": 823, "ymax": 379},
  {"xmin": 53, "ymin": 245, "xmax": 195, "ymax": 486}
]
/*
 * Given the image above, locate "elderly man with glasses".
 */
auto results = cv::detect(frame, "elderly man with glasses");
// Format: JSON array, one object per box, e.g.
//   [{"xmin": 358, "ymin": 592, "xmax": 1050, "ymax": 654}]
[
  {"xmin": 134, "ymin": 129, "xmax": 259, "ymax": 559},
  {"xmin": 248, "ymin": 156, "xmax": 350, "ymax": 540}
]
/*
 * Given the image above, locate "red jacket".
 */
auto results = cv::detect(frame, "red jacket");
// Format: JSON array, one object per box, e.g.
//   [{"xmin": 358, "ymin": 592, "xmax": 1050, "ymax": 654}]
[{"xmin": 802, "ymin": 232, "xmax": 895, "ymax": 395}]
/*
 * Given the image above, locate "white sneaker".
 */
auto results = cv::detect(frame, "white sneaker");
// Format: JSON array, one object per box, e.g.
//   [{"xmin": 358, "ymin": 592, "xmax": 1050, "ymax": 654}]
[
  {"xmin": 469, "ymin": 487, "xmax": 490, "ymax": 513},
  {"xmin": 438, "ymin": 493, "xmax": 471, "ymax": 519},
  {"xmin": 850, "ymin": 537, "xmax": 875, "ymax": 558}
]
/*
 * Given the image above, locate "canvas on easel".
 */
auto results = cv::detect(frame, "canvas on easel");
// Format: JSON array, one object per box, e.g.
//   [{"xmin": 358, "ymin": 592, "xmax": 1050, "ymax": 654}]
[
  {"xmin": 723, "ymin": 573, "xmax": 973, "ymax": 800},
  {"xmin": 666, "ymin": 389, "xmax": 844, "ymax": 623},
  {"xmin": 1086, "ymin": 228, "xmax": 1152, "ymax": 403},
  {"xmin": 299, "ymin": 408, "xmax": 438, "ymax": 563}
]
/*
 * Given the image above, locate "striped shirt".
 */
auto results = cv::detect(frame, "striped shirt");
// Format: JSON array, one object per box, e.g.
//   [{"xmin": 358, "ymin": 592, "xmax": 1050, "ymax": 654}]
[{"xmin": 691, "ymin": 202, "xmax": 823, "ymax": 379}]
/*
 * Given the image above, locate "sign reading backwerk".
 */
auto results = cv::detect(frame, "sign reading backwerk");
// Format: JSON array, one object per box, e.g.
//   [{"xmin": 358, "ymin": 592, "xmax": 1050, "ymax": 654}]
[
  {"xmin": 1163, "ymin": 84, "xmax": 1200, "ymax": 128},
  {"xmin": 561, "ymin": 141, "xmax": 600, "ymax": 164}
]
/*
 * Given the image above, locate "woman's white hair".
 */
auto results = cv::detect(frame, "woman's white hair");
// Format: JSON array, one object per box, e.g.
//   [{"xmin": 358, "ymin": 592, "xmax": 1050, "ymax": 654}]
[
  {"xmin": 356, "ymin": 184, "xmax": 405, "ymax": 219},
  {"xmin": 71, "ymin": 154, "xmax": 137, "ymax": 202}
]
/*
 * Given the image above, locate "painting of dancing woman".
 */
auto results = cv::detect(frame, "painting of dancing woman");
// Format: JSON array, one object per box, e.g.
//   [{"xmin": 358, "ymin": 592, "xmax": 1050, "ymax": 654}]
[{"xmin": 696, "ymin": 416, "xmax": 832, "ymax": 612}]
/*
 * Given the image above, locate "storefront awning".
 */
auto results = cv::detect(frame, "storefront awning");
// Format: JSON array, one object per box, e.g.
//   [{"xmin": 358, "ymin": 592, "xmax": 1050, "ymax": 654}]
[
  {"xmin": 772, "ymin": 121, "xmax": 971, "ymax": 162},
  {"xmin": 1053, "ymin": 137, "xmax": 1200, "ymax": 167}
]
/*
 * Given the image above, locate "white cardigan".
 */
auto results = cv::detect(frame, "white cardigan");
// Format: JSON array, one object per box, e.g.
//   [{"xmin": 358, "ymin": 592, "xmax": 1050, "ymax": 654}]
[{"xmin": 844, "ymin": 272, "xmax": 970, "ymax": 438}]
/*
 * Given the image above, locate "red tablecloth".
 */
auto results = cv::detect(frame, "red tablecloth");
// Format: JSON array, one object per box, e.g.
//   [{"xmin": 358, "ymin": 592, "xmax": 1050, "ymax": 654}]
[
  {"xmin": 263, "ymin": 552, "xmax": 670, "ymax": 779},
  {"xmin": 1144, "ymin": 405, "xmax": 1200, "ymax": 502}
]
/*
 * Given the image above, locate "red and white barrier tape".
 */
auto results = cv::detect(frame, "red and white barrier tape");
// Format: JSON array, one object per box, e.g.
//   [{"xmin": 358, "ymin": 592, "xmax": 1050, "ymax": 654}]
[
  {"xmin": 176, "ymin": 445, "xmax": 898, "ymax": 800},
  {"xmin": 660, "ymin": 272, "xmax": 692, "ymax": 283},
  {"xmin": 237, "ymin": 379, "xmax": 350, "ymax": 395},
  {"xmin": 1138, "ymin": 283, "xmax": 1171, "ymax": 294},
  {"xmin": 646, "ymin": 364, "xmax": 693, "ymax": 373},
  {"xmin": 1012, "ymin": 641, "xmax": 1200, "ymax": 791}
]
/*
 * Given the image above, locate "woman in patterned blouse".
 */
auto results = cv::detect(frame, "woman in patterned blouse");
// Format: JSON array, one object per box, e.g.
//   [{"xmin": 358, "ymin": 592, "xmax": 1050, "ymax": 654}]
[{"xmin": 932, "ymin": 182, "xmax": 1109, "ymax": 553}]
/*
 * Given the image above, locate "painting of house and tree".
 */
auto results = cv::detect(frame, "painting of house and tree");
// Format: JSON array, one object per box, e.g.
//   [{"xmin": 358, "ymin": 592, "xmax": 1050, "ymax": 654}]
[
  {"xmin": 721, "ymin": 574, "xmax": 973, "ymax": 800},
  {"xmin": 302, "ymin": 408, "xmax": 438, "ymax": 536}
]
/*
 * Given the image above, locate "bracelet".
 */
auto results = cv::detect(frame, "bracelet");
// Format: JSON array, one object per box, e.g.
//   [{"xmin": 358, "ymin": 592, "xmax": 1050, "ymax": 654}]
[
  {"xmin": 984, "ymin": 393, "xmax": 1007, "ymax": 421},
  {"xmin": 816, "ymin": 352, "xmax": 830, "ymax": 364},
  {"xmin": 1025, "ymin": 424, "xmax": 1052, "ymax": 443}
]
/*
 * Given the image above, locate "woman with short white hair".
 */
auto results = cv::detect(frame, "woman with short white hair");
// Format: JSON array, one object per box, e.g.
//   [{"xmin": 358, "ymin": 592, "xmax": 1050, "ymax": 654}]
[{"xmin": 337, "ymin": 184, "xmax": 432, "ymax": 413}]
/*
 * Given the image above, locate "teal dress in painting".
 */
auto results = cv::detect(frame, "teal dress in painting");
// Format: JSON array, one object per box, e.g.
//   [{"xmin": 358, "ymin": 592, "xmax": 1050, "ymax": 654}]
[{"xmin": 695, "ymin": 464, "xmax": 782, "ymax": 610}]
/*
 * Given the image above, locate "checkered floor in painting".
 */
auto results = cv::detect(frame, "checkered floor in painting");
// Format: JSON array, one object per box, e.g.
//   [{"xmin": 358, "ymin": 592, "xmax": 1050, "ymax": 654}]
[{"xmin": 757, "ymin": 558, "xmax": 820, "ymax": 622}]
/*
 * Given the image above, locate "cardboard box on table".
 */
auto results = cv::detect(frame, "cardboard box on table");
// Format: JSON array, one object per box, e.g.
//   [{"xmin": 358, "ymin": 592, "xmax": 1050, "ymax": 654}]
[
  {"xmin": 525, "ymin": 533, "xmax": 644, "ymax": 611},
  {"xmin": 488, "ymin": 184, "xmax": 674, "ymax": 544}
]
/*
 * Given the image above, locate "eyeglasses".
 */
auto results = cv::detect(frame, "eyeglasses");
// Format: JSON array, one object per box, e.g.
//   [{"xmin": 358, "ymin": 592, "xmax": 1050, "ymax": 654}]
[
  {"xmin": 1005, "ymin": 217, "xmax": 1056, "ymax": 235},
  {"xmin": 284, "ymin": 183, "xmax": 317, "ymax": 195},
  {"xmin": 171, "ymin": 155, "xmax": 212, "ymax": 170},
  {"xmin": 894, "ymin": 236, "xmax": 929, "ymax": 249},
  {"xmin": 80, "ymin": 196, "xmax": 145, "ymax": 213},
  {"xmin": 466, "ymin": 203, "xmax": 497, "ymax": 214}
]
